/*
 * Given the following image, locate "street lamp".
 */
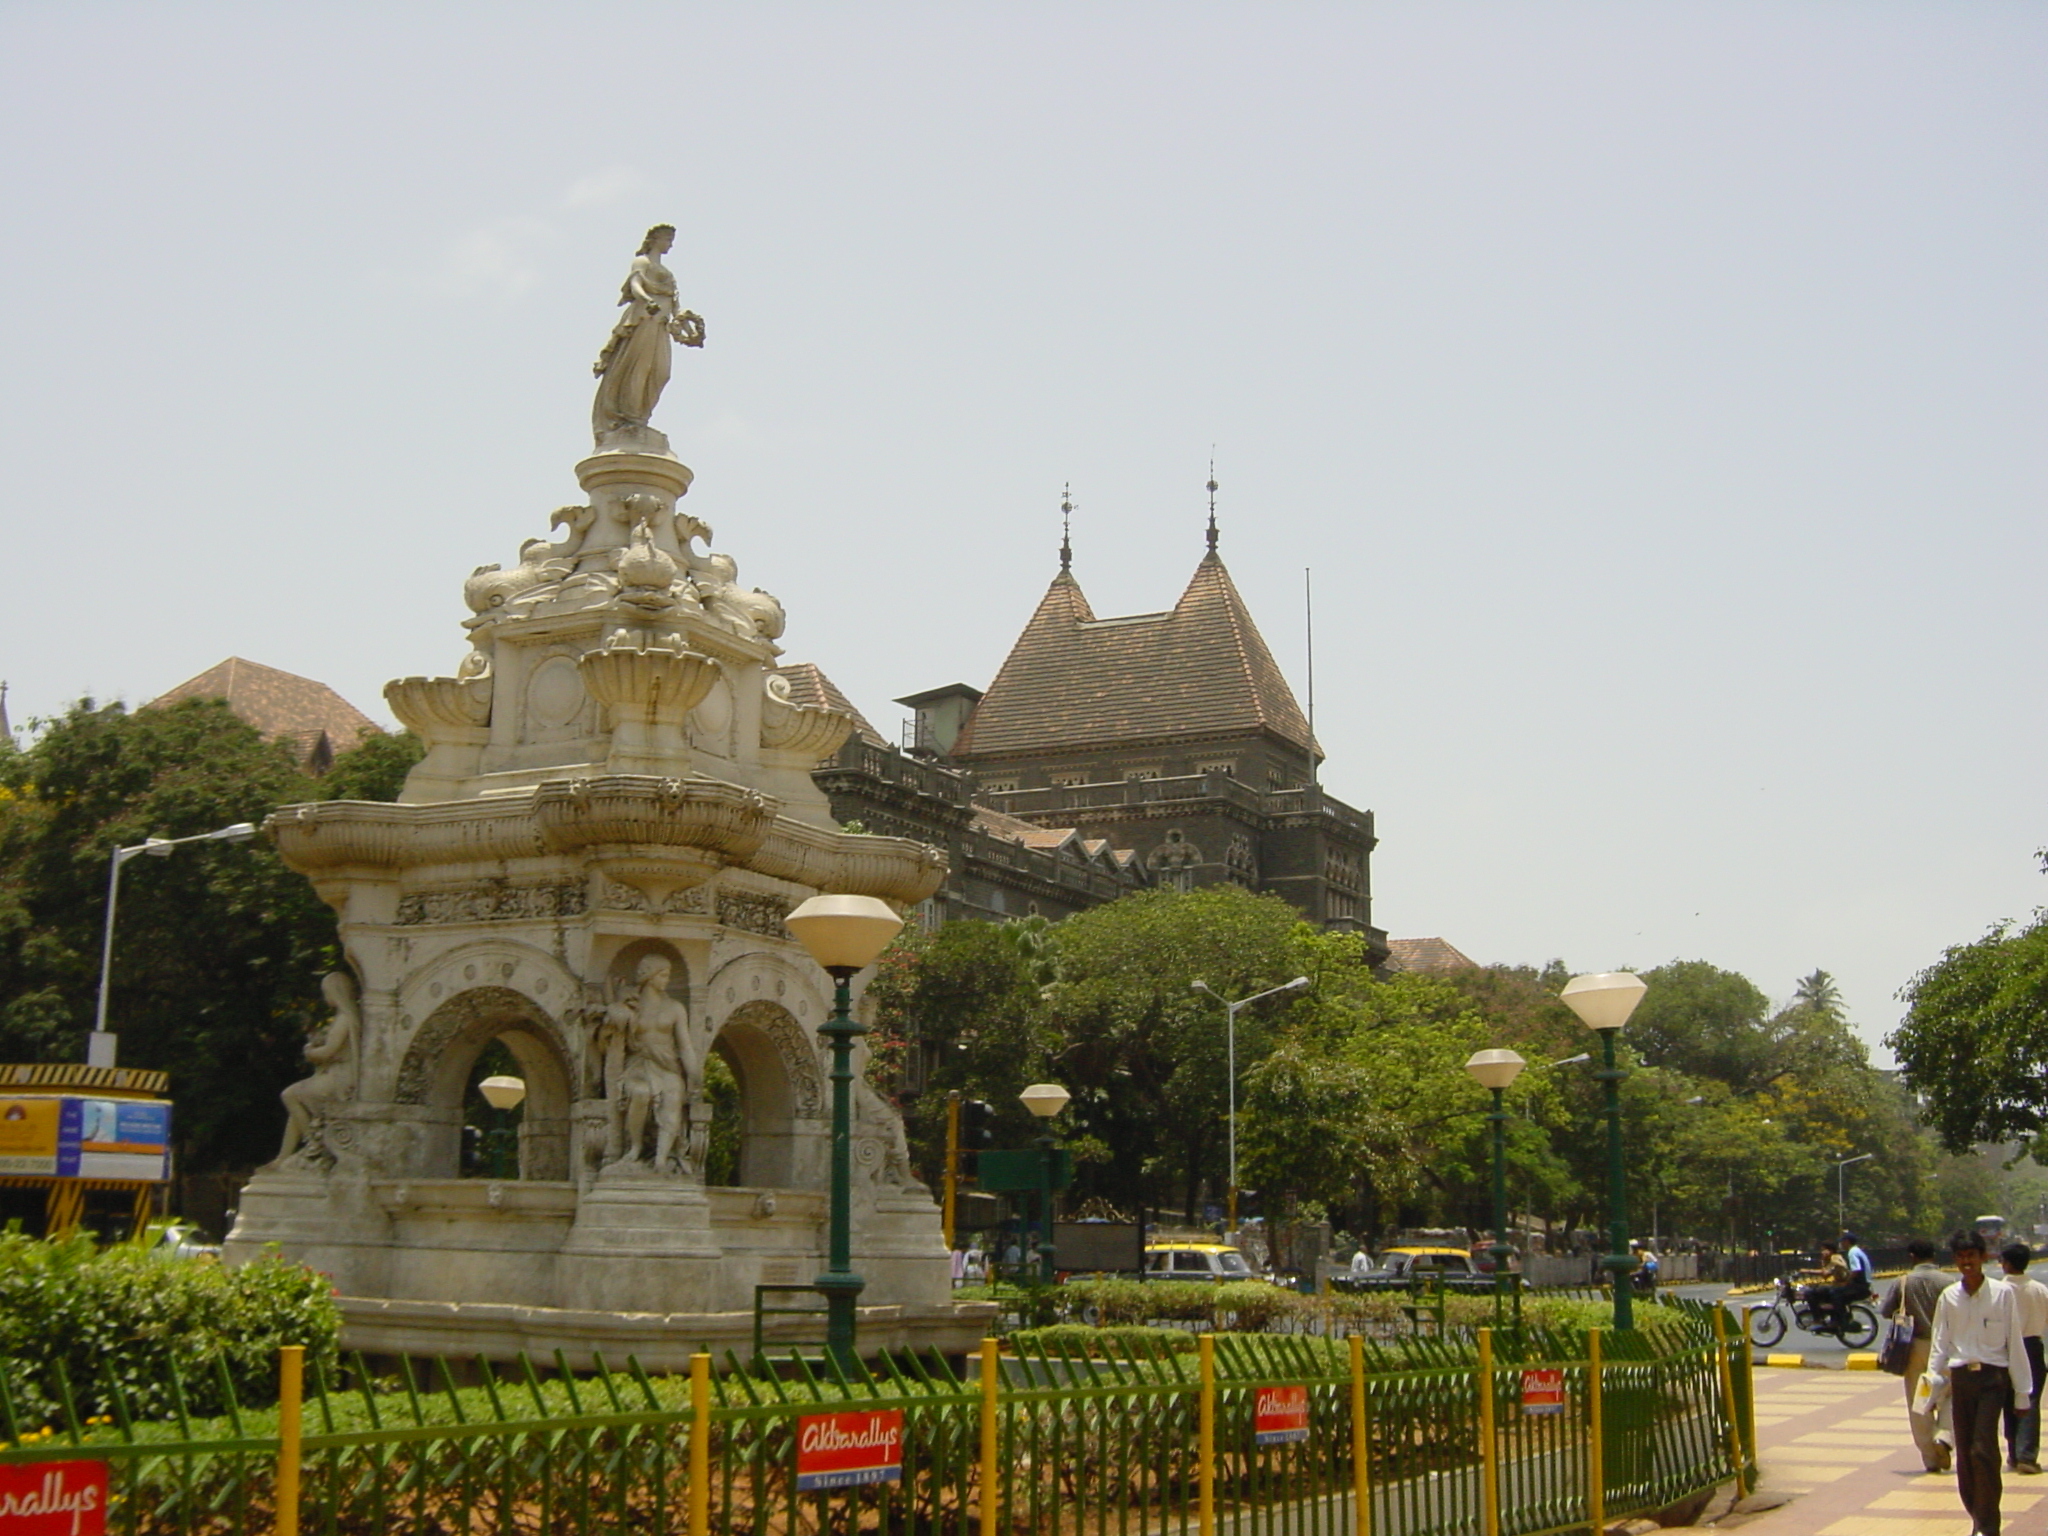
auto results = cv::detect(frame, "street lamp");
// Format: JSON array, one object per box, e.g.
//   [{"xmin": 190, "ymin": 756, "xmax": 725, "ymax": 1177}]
[
  {"xmin": 1463, "ymin": 1047, "xmax": 1526, "ymax": 1329},
  {"xmin": 1834, "ymin": 1152, "xmax": 1873, "ymax": 1233},
  {"xmin": 1561, "ymin": 971, "xmax": 1649, "ymax": 1329},
  {"xmin": 786, "ymin": 893, "xmax": 904, "ymax": 1370},
  {"xmin": 1019, "ymin": 1082, "xmax": 1071, "ymax": 1285},
  {"xmin": 1190, "ymin": 975, "xmax": 1310, "ymax": 1235},
  {"xmin": 477, "ymin": 1074, "xmax": 526, "ymax": 1179},
  {"xmin": 92, "ymin": 821, "xmax": 258, "ymax": 1068}
]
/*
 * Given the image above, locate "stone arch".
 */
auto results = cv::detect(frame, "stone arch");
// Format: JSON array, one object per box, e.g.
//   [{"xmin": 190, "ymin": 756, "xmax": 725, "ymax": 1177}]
[
  {"xmin": 708, "ymin": 999, "xmax": 822, "ymax": 1188},
  {"xmin": 395, "ymin": 985, "xmax": 576, "ymax": 1181}
]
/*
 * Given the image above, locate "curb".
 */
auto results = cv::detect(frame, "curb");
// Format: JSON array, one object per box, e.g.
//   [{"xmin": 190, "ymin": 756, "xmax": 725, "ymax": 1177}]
[
  {"xmin": 1844, "ymin": 1353, "xmax": 1879, "ymax": 1370},
  {"xmin": 1763, "ymin": 1353, "xmax": 1806, "ymax": 1369}
]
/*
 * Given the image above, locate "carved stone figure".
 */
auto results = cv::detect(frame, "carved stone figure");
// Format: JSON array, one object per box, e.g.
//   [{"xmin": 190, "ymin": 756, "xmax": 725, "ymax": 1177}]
[
  {"xmin": 688, "ymin": 550, "xmax": 786, "ymax": 643},
  {"xmin": 604, "ymin": 955, "xmax": 695, "ymax": 1175},
  {"xmin": 276, "ymin": 971, "xmax": 361, "ymax": 1161},
  {"xmin": 853, "ymin": 1075, "xmax": 922, "ymax": 1192},
  {"xmin": 591, "ymin": 225, "xmax": 704, "ymax": 444}
]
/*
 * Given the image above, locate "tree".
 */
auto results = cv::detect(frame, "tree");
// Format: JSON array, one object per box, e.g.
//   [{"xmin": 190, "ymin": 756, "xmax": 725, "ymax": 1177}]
[
  {"xmin": 1889, "ymin": 910, "xmax": 2048, "ymax": 1157},
  {"xmin": 318, "ymin": 729, "xmax": 424, "ymax": 802},
  {"xmin": 0, "ymin": 699, "xmax": 415, "ymax": 1172},
  {"xmin": 865, "ymin": 918, "xmax": 1054, "ymax": 1180}
]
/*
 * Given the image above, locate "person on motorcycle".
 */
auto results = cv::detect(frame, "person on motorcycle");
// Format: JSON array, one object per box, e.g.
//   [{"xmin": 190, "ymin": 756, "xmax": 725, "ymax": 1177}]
[
  {"xmin": 1630, "ymin": 1240, "xmax": 1660, "ymax": 1293},
  {"xmin": 1806, "ymin": 1241, "xmax": 1851, "ymax": 1329},
  {"xmin": 1842, "ymin": 1231, "xmax": 1875, "ymax": 1308}
]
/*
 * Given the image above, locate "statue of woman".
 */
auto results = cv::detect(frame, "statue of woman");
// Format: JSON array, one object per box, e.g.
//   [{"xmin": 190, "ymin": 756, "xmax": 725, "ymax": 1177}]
[
  {"xmin": 276, "ymin": 970, "xmax": 361, "ymax": 1161},
  {"xmin": 591, "ymin": 224, "xmax": 705, "ymax": 443}
]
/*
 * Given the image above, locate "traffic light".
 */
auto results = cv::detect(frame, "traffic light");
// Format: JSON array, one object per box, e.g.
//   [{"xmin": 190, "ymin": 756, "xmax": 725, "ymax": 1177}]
[{"xmin": 960, "ymin": 1099, "xmax": 995, "ymax": 1178}]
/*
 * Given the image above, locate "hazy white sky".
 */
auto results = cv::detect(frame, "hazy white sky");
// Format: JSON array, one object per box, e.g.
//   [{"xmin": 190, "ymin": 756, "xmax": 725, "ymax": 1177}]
[{"xmin": 2, "ymin": 3, "xmax": 2040, "ymax": 1058}]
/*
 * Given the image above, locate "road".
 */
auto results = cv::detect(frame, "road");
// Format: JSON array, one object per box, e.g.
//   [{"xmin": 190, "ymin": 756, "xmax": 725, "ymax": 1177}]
[{"xmin": 1665, "ymin": 1280, "xmax": 1865, "ymax": 1366}]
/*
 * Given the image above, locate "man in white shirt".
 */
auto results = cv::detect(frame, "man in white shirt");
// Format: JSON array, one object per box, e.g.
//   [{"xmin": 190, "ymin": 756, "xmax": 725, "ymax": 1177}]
[
  {"xmin": 1998, "ymin": 1243, "xmax": 2048, "ymax": 1475},
  {"xmin": 1928, "ymin": 1229, "xmax": 2035, "ymax": 1535}
]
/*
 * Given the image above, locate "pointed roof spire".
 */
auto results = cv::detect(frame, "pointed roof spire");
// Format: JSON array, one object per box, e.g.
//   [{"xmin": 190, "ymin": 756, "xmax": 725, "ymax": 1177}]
[
  {"xmin": 1059, "ymin": 483, "xmax": 1074, "ymax": 572},
  {"xmin": 1205, "ymin": 457, "xmax": 1219, "ymax": 555},
  {"xmin": 0, "ymin": 680, "xmax": 10, "ymax": 744}
]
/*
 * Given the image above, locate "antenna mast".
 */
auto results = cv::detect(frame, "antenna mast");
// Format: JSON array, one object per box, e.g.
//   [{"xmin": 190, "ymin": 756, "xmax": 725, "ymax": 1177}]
[{"xmin": 1304, "ymin": 568, "xmax": 1318, "ymax": 789}]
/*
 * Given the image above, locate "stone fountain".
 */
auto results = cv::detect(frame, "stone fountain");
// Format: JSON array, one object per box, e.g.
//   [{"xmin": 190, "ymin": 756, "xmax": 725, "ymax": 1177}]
[{"xmin": 224, "ymin": 227, "xmax": 980, "ymax": 1365}]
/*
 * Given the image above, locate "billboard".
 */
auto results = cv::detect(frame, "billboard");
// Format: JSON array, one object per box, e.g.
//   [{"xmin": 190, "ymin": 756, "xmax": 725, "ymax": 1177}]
[
  {"xmin": 0, "ymin": 1098, "xmax": 170, "ymax": 1181},
  {"xmin": 0, "ymin": 1099, "xmax": 62, "ymax": 1175}
]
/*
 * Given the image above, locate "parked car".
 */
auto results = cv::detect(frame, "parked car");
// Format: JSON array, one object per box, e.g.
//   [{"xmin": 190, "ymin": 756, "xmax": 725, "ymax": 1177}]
[
  {"xmin": 1333, "ymin": 1245, "xmax": 1522, "ymax": 1294},
  {"xmin": 145, "ymin": 1220, "xmax": 221, "ymax": 1261},
  {"xmin": 1142, "ymin": 1242, "xmax": 1262, "ymax": 1282}
]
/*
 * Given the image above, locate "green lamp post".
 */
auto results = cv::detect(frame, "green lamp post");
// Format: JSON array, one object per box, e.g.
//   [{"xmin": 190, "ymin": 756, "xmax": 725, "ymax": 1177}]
[
  {"xmin": 1019, "ymin": 1082, "xmax": 1071, "ymax": 1285},
  {"xmin": 1463, "ymin": 1047, "xmax": 1526, "ymax": 1330},
  {"xmin": 786, "ymin": 893, "xmax": 905, "ymax": 1370},
  {"xmin": 1561, "ymin": 971, "xmax": 1649, "ymax": 1329}
]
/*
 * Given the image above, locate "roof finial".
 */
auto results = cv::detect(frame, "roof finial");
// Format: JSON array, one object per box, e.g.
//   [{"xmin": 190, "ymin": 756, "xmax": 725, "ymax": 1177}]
[
  {"xmin": 0, "ymin": 680, "xmax": 10, "ymax": 744},
  {"xmin": 1205, "ymin": 456, "xmax": 1219, "ymax": 554},
  {"xmin": 1059, "ymin": 483, "xmax": 1074, "ymax": 572}
]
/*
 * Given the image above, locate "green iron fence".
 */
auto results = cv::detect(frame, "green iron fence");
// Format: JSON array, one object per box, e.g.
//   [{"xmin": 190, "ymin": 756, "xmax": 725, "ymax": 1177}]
[{"xmin": 0, "ymin": 1300, "xmax": 1753, "ymax": 1536}]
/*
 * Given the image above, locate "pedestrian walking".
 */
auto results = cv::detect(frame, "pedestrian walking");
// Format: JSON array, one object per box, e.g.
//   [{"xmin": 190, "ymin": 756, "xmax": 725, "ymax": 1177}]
[
  {"xmin": 1997, "ymin": 1243, "xmax": 2048, "ymax": 1476},
  {"xmin": 1881, "ymin": 1238, "xmax": 1956, "ymax": 1472},
  {"xmin": 1926, "ymin": 1229, "xmax": 2034, "ymax": 1535}
]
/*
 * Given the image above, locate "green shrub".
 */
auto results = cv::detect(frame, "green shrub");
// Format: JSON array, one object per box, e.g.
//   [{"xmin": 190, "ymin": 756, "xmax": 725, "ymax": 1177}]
[
  {"xmin": 1009, "ymin": 1325, "xmax": 1198, "ymax": 1358},
  {"xmin": 0, "ymin": 1231, "xmax": 340, "ymax": 1431}
]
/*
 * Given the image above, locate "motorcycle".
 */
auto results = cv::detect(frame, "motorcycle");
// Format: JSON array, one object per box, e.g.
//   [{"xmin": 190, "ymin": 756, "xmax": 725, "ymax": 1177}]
[{"xmin": 1746, "ymin": 1272, "xmax": 1879, "ymax": 1349}]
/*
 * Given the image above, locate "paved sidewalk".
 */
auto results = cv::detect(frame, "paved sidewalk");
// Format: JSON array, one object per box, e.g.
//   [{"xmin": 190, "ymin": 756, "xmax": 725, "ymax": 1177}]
[{"xmin": 1723, "ymin": 1367, "xmax": 2047, "ymax": 1534}]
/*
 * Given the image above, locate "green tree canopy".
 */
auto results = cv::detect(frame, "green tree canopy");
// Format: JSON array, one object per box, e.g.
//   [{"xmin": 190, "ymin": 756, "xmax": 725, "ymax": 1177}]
[
  {"xmin": 0, "ymin": 700, "xmax": 410, "ymax": 1170},
  {"xmin": 1889, "ymin": 907, "xmax": 2048, "ymax": 1157}
]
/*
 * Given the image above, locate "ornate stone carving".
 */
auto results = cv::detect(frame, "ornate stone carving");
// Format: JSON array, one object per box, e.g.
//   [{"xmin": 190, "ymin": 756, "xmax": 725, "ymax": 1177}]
[
  {"xmin": 727, "ymin": 1000, "xmax": 824, "ymax": 1121},
  {"xmin": 853, "ymin": 1076, "xmax": 923, "ymax": 1194},
  {"xmin": 760, "ymin": 673, "xmax": 854, "ymax": 758},
  {"xmin": 534, "ymin": 775, "xmax": 776, "ymax": 863},
  {"xmin": 387, "ymin": 674, "xmax": 492, "ymax": 732},
  {"xmin": 462, "ymin": 540, "xmax": 575, "ymax": 615},
  {"xmin": 396, "ymin": 882, "xmax": 586, "ymax": 926},
  {"xmin": 717, "ymin": 890, "xmax": 792, "ymax": 938},
  {"xmin": 395, "ymin": 986, "xmax": 557, "ymax": 1105},
  {"xmin": 274, "ymin": 970, "xmax": 361, "ymax": 1165}
]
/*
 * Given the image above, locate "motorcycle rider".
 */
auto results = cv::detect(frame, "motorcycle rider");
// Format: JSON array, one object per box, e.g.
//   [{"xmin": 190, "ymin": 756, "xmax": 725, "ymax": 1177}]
[
  {"xmin": 1806, "ymin": 1241, "xmax": 1851, "ymax": 1331},
  {"xmin": 1842, "ymin": 1231, "xmax": 1876, "ymax": 1309},
  {"xmin": 1630, "ymin": 1240, "xmax": 1661, "ymax": 1293}
]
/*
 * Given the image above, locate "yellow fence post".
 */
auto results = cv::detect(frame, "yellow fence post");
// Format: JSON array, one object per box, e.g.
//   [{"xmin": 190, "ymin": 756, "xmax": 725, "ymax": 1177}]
[
  {"xmin": 979, "ymin": 1337, "xmax": 1000, "ymax": 1536},
  {"xmin": 1739, "ymin": 1328, "xmax": 1758, "ymax": 1467},
  {"xmin": 689, "ymin": 1352, "xmax": 710, "ymax": 1536},
  {"xmin": 1199, "ymin": 1333, "xmax": 1216, "ymax": 1536},
  {"xmin": 1710, "ymin": 1304, "xmax": 1750, "ymax": 1498},
  {"xmin": 1478, "ymin": 1328, "xmax": 1499, "ymax": 1536},
  {"xmin": 1587, "ymin": 1328, "xmax": 1604, "ymax": 1536},
  {"xmin": 275, "ymin": 1345, "xmax": 303, "ymax": 1536},
  {"xmin": 1349, "ymin": 1334, "xmax": 1370, "ymax": 1536}
]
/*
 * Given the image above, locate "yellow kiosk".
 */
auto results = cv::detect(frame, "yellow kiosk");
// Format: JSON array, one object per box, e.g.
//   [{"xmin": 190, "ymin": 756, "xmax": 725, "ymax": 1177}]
[{"xmin": 0, "ymin": 1063, "xmax": 173, "ymax": 1239}]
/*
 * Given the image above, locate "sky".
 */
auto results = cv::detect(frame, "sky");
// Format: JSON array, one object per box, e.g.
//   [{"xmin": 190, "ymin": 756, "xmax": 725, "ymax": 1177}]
[{"xmin": 1, "ymin": 2, "xmax": 2040, "ymax": 1060}]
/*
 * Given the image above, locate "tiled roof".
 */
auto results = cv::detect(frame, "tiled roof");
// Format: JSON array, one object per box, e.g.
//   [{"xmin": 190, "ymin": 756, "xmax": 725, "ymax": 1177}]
[
  {"xmin": 150, "ymin": 658, "xmax": 378, "ymax": 768},
  {"xmin": 951, "ymin": 556, "xmax": 1316, "ymax": 760},
  {"xmin": 1384, "ymin": 937, "xmax": 1479, "ymax": 975},
  {"xmin": 970, "ymin": 804, "xmax": 1063, "ymax": 842},
  {"xmin": 775, "ymin": 664, "xmax": 889, "ymax": 749}
]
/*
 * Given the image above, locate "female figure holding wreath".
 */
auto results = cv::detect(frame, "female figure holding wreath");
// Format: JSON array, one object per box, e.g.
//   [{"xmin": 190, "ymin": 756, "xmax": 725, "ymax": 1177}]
[{"xmin": 592, "ymin": 223, "xmax": 705, "ymax": 442}]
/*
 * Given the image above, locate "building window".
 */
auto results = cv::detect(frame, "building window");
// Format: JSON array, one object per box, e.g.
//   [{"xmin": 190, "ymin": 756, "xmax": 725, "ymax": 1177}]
[
  {"xmin": 980, "ymin": 778, "xmax": 1018, "ymax": 794},
  {"xmin": 1051, "ymin": 772, "xmax": 1087, "ymax": 787},
  {"xmin": 1196, "ymin": 760, "xmax": 1235, "ymax": 777},
  {"xmin": 1125, "ymin": 767, "xmax": 1162, "ymax": 782}
]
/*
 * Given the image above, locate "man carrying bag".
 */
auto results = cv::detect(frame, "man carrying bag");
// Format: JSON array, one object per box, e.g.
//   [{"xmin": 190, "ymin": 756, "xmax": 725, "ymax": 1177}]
[{"xmin": 1882, "ymin": 1238, "xmax": 1955, "ymax": 1473}]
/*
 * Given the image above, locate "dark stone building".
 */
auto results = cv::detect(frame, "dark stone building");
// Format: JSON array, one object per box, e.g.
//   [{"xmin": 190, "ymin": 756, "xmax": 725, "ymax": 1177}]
[{"xmin": 801, "ymin": 514, "xmax": 1384, "ymax": 957}]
